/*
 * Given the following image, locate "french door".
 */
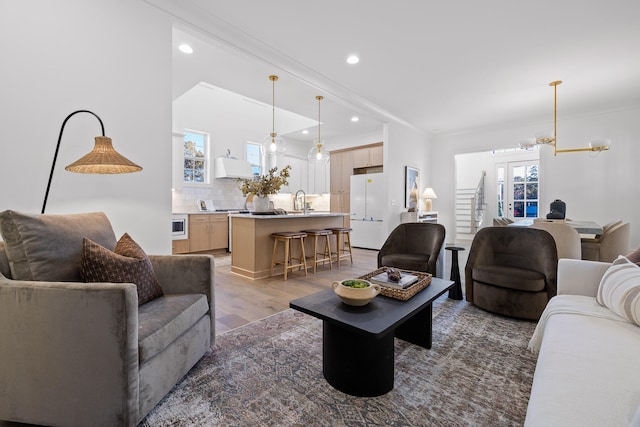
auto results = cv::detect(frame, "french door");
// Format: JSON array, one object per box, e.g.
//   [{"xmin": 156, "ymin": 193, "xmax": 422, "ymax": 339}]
[{"xmin": 497, "ymin": 161, "xmax": 539, "ymax": 220}]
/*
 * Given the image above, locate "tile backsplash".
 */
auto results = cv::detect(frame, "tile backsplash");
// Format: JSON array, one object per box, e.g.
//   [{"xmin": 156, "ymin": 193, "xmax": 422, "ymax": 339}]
[{"xmin": 172, "ymin": 180, "xmax": 330, "ymax": 213}]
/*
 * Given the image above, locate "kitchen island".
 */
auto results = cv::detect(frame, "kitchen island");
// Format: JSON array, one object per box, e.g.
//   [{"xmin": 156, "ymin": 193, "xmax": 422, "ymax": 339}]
[{"xmin": 230, "ymin": 212, "xmax": 349, "ymax": 279}]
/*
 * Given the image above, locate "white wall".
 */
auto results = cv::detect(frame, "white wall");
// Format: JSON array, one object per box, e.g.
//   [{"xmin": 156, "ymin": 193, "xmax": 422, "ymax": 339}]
[
  {"xmin": 385, "ymin": 123, "xmax": 431, "ymax": 235},
  {"xmin": 0, "ymin": 0, "xmax": 172, "ymax": 254},
  {"xmin": 432, "ymin": 106, "xmax": 640, "ymax": 248}
]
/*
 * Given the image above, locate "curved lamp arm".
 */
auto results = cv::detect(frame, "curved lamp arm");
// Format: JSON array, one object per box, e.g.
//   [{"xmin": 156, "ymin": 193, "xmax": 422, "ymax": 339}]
[{"xmin": 41, "ymin": 110, "xmax": 105, "ymax": 214}]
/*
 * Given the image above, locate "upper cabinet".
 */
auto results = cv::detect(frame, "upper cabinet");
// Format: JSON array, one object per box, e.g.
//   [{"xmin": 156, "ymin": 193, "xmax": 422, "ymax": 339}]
[
  {"xmin": 308, "ymin": 160, "xmax": 329, "ymax": 194},
  {"xmin": 352, "ymin": 144, "xmax": 383, "ymax": 168},
  {"xmin": 280, "ymin": 155, "xmax": 307, "ymax": 193},
  {"xmin": 329, "ymin": 150, "xmax": 354, "ymax": 194}
]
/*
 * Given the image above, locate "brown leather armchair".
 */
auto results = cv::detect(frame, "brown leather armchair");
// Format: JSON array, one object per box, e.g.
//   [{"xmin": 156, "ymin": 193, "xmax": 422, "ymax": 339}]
[
  {"xmin": 465, "ymin": 226, "xmax": 558, "ymax": 320},
  {"xmin": 377, "ymin": 223, "xmax": 445, "ymax": 275}
]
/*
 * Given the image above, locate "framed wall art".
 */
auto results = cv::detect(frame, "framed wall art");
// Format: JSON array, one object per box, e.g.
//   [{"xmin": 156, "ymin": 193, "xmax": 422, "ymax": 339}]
[{"xmin": 405, "ymin": 166, "xmax": 420, "ymax": 209}]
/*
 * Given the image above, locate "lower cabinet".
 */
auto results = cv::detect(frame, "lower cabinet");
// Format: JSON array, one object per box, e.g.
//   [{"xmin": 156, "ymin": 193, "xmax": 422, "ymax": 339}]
[
  {"xmin": 171, "ymin": 239, "xmax": 189, "ymax": 254},
  {"xmin": 188, "ymin": 214, "xmax": 229, "ymax": 252}
]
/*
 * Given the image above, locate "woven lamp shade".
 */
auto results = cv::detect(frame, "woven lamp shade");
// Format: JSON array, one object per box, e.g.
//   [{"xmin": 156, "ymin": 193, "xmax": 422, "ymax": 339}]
[{"xmin": 65, "ymin": 136, "xmax": 142, "ymax": 174}]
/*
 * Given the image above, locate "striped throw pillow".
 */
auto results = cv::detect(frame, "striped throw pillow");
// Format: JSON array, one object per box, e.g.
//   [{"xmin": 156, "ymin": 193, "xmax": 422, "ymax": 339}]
[{"xmin": 596, "ymin": 255, "xmax": 640, "ymax": 325}]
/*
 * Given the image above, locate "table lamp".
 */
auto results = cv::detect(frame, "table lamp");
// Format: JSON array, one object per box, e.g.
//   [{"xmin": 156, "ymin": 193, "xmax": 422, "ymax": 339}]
[
  {"xmin": 422, "ymin": 187, "xmax": 437, "ymax": 212},
  {"xmin": 42, "ymin": 109, "xmax": 142, "ymax": 213}
]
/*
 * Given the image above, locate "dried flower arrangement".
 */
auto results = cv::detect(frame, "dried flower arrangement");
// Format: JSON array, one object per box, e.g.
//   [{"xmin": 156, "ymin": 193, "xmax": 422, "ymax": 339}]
[{"xmin": 237, "ymin": 165, "xmax": 292, "ymax": 197}]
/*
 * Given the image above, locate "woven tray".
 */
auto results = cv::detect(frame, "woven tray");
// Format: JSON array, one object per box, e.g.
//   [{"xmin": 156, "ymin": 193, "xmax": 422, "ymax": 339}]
[{"xmin": 359, "ymin": 267, "xmax": 432, "ymax": 301}]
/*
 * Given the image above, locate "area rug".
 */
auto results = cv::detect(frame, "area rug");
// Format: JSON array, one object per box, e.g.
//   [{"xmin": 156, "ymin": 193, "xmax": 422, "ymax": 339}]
[{"xmin": 139, "ymin": 298, "xmax": 538, "ymax": 426}]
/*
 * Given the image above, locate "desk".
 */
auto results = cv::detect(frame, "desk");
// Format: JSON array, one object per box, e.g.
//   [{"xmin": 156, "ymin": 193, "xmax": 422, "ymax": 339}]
[{"xmin": 509, "ymin": 219, "xmax": 603, "ymax": 235}]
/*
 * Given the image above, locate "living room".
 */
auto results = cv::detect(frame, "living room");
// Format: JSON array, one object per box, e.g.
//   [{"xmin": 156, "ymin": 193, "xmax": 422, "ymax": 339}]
[{"xmin": 1, "ymin": 1, "xmax": 640, "ymax": 426}]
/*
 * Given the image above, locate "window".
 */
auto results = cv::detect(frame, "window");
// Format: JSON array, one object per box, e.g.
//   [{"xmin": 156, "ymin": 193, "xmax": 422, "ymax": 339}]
[
  {"xmin": 497, "ymin": 166, "xmax": 505, "ymax": 217},
  {"xmin": 183, "ymin": 130, "xmax": 209, "ymax": 184},
  {"xmin": 246, "ymin": 141, "xmax": 263, "ymax": 176},
  {"xmin": 511, "ymin": 163, "xmax": 539, "ymax": 218}
]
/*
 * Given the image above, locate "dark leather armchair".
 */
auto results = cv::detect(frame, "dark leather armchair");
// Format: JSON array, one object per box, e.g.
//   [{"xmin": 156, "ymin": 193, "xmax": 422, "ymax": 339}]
[
  {"xmin": 465, "ymin": 226, "xmax": 558, "ymax": 320},
  {"xmin": 377, "ymin": 223, "xmax": 445, "ymax": 275}
]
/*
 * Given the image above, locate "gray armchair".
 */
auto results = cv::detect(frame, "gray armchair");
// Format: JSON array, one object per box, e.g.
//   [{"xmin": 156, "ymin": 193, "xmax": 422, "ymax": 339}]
[
  {"xmin": 530, "ymin": 219, "xmax": 582, "ymax": 260},
  {"xmin": 377, "ymin": 222, "xmax": 445, "ymax": 275},
  {"xmin": 465, "ymin": 226, "xmax": 558, "ymax": 320},
  {"xmin": 581, "ymin": 221, "xmax": 630, "ymax": 263},
  {"xmin": 0, "ymin": 210, "xmax": 214, "ymax": 427}
]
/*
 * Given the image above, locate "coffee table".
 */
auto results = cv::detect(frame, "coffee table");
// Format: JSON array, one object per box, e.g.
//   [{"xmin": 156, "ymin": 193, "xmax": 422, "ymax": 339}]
[{"xmin": 289, "ymin": 276, "xmax": 455, "ymax": 397}]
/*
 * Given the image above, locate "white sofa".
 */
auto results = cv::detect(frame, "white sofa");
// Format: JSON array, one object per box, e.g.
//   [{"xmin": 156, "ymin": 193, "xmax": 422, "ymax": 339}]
[{"xmin": 525, "ymin": 258, "xmax": 640, "ymax": 426}]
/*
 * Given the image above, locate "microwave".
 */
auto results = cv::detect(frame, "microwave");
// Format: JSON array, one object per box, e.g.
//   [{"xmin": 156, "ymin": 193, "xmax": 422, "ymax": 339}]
[{"xmin": 171, "ymin": 215, "xmax": 188, "ymax": 240}]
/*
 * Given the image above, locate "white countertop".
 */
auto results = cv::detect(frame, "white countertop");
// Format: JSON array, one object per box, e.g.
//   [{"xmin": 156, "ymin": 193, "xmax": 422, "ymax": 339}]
[
  {"xmin": 173, "ymin": 211, "xmax": 234, "ymax": 215},
  {"xmin": 230, "ymin": 212, "xmax": 348, "ymax": 219}
]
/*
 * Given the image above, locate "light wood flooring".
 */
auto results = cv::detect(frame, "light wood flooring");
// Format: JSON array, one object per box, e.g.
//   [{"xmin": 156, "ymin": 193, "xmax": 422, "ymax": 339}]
[
  {"xmin": 213, "ymin": 242, "xmax": 470, "ymax": 334},
  {"xmin": 213, "ymin": 247, "xmax": 380, "ymax": 334}
]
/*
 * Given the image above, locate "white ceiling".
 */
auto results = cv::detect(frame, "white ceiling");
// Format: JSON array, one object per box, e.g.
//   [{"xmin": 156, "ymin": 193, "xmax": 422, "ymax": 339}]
[{"xmin": 164, "ymin": 0, "xmax": 640, "ymax": 145}]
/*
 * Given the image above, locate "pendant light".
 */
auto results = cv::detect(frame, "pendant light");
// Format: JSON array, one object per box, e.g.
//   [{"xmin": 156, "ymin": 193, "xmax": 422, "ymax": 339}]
[
  {"xmin": 263, "ymin": 75, "xmax": 286, "ymax": 155},
  {"xmin": 308, "ymin": 95, "xmax": 330, "ymax": 163},
  {"xmin": 520, "ymin": 81, "xmax": 611, "ymax": 155}
]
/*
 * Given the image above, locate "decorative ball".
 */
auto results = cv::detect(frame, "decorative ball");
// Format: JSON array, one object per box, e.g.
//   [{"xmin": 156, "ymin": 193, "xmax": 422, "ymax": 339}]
[{"xmin": 385, "ymin": 268, "xmax": 402, "ymax": 282}]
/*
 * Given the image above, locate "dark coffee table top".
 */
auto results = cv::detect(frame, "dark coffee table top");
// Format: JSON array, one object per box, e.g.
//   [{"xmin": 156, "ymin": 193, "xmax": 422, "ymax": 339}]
[{"xmin": 289, "ymin": 277, "xmax": 454, "ymax": 338}]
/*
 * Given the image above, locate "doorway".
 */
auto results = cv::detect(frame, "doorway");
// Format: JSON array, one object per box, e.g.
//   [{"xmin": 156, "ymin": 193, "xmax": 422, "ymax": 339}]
[
  {"xmin": 455, "ymin": 148, "xmax": 540, "ymax": 240},
  {"xmin": 497, "ymin": 160, "xmax": 539, "ymax": 220}
]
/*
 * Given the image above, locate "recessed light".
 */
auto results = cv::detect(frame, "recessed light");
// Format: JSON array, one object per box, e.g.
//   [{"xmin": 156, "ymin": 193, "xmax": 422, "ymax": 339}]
[
  {"xmin": 351, "ymin": 116, "xmax": 359, "ymax": 122},
  {"xmin": 178, "ymin": 44, "xmax": 194, "ymax": 54},
  {"xmin": 302, "ymin": 130, "xmax": 309, "ymax": 134},
  {"xmin": 346, "ymin": 55, "xmax": 359, "ymax": 65}
]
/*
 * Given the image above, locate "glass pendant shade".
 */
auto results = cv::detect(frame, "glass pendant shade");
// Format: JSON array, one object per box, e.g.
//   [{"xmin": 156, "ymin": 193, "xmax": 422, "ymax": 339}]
[
  {"xmin": 308, "ymin": 95, "xmax": 329, "ymax": 163},
  {"xmin": 263, "ymin": 75, "xmax": 286, "ymax": 155},
  {"xmin": 263, "ymin": 132, "xmax": 286, "ymax": 155},
  {"xmin": 308, "ymin": 140, "xmax": 330, "ymax": 163}
]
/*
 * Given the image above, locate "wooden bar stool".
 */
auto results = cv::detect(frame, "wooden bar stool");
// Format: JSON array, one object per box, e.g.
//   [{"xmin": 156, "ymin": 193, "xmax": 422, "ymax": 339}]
[
  {"xmin": 302, "ymin": 229, "xmax": 333, "ymax": 273},
  {"xmin": 327, "ymin": 227, "xmax": 353, "ymax": 268},
  {"xmin": 270, "ymin": 232, "xmax": 307, "ymax": 281}
]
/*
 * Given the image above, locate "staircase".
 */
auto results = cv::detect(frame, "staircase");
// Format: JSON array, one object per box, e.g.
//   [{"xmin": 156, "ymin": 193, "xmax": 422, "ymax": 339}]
[{"xmin": 456, "ymin": 171, "xmax": 487, "ymax": 240}]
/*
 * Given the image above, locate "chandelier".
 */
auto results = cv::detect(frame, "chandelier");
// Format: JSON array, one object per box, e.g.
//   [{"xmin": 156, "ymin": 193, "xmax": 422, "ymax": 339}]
[{"xmin": 520, "ymin": 80, "xmax": 611, "ymax": 155}]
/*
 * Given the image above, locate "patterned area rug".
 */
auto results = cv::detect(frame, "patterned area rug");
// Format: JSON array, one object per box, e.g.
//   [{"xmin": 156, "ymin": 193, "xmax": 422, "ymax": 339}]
[{"xmin": 140, "ymin": 298, "xmax": 537, "ymax": 426}]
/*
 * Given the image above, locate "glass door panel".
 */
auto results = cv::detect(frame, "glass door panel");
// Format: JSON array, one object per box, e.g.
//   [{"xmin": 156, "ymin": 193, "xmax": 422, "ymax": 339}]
[{"xmin": 507, "ymin": 161, "xmax": 539, "ymax": 220}]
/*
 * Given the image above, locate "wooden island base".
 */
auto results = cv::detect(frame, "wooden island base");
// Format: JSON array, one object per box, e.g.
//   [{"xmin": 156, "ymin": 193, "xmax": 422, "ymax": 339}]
[{"xmin": 230, "ymin": 213, "xmax": 349, "ymax": 279}]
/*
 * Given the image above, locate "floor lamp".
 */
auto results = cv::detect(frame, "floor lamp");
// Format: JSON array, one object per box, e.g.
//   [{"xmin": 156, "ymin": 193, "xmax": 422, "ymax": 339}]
[{"xmin": 41, "ymin": 110, "xmax": 142, "ymax": 214}]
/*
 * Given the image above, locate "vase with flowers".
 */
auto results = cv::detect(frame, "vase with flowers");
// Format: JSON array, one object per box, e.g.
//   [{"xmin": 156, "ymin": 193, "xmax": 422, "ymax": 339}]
[{"xmin": 237, "ymin": 165, "xmax": 291, "ymax": 212}]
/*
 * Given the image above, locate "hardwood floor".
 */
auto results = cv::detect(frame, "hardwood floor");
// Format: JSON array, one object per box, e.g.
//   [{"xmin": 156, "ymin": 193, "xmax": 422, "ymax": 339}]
[
  {"xmin": 212, "ymin": 241, "xmax": 470, "ymax": 334},
  {"xmin": 213, "ymin": 247, "xmax": 380, "ymax": 334}
]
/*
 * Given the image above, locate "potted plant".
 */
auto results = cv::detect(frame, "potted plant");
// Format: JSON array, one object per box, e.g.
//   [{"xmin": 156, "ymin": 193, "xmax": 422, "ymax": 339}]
[{"xmin": 237, "ymin": 165, "xmax": 291, "ymax": 211}]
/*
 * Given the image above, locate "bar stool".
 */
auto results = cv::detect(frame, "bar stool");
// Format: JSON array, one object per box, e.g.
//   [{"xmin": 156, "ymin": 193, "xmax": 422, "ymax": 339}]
[
  {"xmin": 302, "ymin": 229, "xmax": 333, "ymax": 273},
  {"xmin": 270, "ymin": 232, "xmax": 307, "ymax": 280},
  {"xmin": 327, "ymin": 227, "xmax": 353, "ymax": 268}
]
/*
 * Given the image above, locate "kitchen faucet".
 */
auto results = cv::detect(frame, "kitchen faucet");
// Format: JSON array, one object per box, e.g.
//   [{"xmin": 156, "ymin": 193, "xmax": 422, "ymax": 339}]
[{"xmin": 295, "ymin": 189, "xmax": 306, "ymax": 214}]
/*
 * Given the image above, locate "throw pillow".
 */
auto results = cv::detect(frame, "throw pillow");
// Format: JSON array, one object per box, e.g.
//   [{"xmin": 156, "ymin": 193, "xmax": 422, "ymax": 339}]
[
  {"xmin": 80, "ymin": 233, "xmax": 164, "ymax": 305},
  {"xmin": 0, "ymin": 210, "xmax": 117, "ymax": 281},
  {"xmin": 626, "ymin": 247, "xmax": 640, "ymax": 266},
  {"xmin": 596, "ymin": 255, "xmax": 640, "ymax": 325}
]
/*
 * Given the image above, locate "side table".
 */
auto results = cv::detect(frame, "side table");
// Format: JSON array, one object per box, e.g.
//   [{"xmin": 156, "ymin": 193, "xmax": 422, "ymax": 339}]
[{"xmin": 445, "ymin": 246, "xmax": 464, "ymax": 300}]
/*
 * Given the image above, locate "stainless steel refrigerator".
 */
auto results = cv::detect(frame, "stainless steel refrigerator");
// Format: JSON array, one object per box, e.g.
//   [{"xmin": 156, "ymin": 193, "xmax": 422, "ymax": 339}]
[{"xmin": 350, "ymin": 173, "xmax": 387, "ymax": 250}]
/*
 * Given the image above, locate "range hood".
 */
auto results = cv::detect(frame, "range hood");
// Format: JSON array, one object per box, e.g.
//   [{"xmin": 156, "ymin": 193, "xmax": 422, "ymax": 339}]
[{"xmin": 214, "ymin": 157, "xmax": 253, "ymax": 179}]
